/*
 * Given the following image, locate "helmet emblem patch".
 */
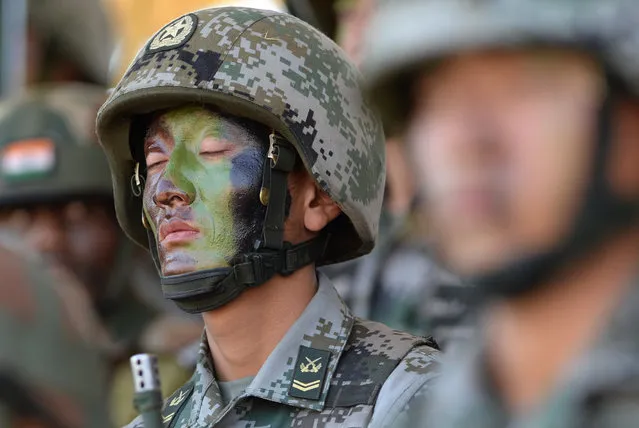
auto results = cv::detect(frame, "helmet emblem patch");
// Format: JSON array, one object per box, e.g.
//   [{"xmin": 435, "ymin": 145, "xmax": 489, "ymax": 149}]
[{"xmin": 148, "ymin": 14, "xmax": 198, "ymax": 53}]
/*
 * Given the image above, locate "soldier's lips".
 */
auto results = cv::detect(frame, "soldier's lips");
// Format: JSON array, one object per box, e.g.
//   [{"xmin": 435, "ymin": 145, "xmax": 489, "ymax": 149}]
[{"xmin": 159, "ymin": 219, "xmax": 200, "ymax": 245}]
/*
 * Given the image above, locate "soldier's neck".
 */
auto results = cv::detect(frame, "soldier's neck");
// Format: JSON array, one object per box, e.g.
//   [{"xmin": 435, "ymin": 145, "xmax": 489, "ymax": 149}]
[
  {"xmin": 202, "ymin": 265, "xmax": 318, "ymax": 382},
  {"xmin": 486, "ymin": 227, "xmax": 639, "ymax": 415}
]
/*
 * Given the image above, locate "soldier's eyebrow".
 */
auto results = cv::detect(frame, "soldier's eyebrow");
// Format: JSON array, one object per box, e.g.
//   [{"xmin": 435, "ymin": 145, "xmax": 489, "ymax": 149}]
[
  {"xmin": 144, "ymin": 119, "xmax": 173, "ymax": 153},
  {"xmin": 144, "ymin": 139, "xmax": 165, "ymax": 154}
]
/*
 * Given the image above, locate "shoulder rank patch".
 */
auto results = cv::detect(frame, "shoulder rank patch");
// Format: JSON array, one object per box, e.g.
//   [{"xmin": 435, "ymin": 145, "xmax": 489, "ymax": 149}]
[
  {"xmin": 162, "ymin": 379, "xmax": 194, "ymax": 427},
  {"xmin": 289, "ymin": 346, "xmax": 331, "ymax": 400},
  {"xmin": 148, "ymin": 14, "xmax": 198, "ymax": 53}
]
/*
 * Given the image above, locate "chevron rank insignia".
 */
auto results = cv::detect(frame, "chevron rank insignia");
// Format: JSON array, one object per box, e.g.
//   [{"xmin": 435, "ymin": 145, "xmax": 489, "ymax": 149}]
[
  {"xmin": 161, "ymin": 379, "xmax": 194, "ymax": 427},
  {"xmin": 289, "ymin": 346, "xmax": 331, "ymax": 400}
]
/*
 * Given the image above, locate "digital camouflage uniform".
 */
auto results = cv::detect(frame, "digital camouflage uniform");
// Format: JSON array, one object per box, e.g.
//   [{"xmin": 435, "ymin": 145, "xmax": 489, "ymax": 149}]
[
  {"xmin": 0, "ymin": 232, "xmax": 110, "ymax": 428},
  {"xmin": 126, "ymin": 274, "xmax": 439, "ymax": 428},
  {"xmin": 408, "ymin": 271, "xmax": 639, "ymax": 428},
  {"xmin": 363, "ymin": 0, "xmax": 639, "ymax": 427},
  {"xmin": 96, "ymin": 6, "xmax": 441, "ymax": 427}
]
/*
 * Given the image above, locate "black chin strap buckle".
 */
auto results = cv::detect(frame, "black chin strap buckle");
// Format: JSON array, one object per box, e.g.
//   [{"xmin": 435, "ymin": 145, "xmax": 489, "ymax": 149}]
[
  {"xmin": 239, "ymin": 252, "xmax": 278, "ymax": 287},
  {"xmin": 240, "ymin": 235, "xmax": 330, "ymax": 287}
]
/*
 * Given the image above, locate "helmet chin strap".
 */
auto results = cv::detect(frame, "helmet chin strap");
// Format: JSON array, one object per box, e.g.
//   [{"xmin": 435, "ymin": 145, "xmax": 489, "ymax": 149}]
[
  {"xmin": 470, "ymin": 79, "xmax": 639, "ymax": 302},
  {"xmin": 144, "ymin": 133, "xmax": 330, "ymax": 314}
]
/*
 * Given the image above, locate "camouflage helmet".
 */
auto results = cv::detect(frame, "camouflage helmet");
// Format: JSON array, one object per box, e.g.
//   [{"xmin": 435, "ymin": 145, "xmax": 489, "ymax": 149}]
[
  {"xmin": 363, "ymin": 0, "xmax": 639, "ymax": 135},
  {"xmin": 0, "ymin": 234, "xmax": 110, "ymax": 428},
  {"xmin": 0, "ymin": 84, "xmax": 112, "ymax": 206},
  {"xmin": 97, "ymin": 7, "xmax": 385, "ymax": 266}
]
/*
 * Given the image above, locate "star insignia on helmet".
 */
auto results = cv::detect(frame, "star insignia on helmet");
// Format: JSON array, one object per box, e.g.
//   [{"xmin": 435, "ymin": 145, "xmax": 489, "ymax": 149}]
[{"xmin": 148, "ymin": 14, "xmax": 198, "ymax": 53}]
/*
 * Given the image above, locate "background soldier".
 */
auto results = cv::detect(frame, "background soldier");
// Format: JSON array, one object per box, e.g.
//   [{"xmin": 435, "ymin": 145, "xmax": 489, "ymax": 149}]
[
  {"xmin": 316, "ymin": 0, "xmax": 470, "ymax": 345},
  {"xmin": 0, "ymin": 233, "xmax": 110, "ymax": 428},
  {"xmin": 97, "ymin": 7, "xmax": 439, "ymax": 427},
  {"xmin": 26, "ymin": 0, "xmax": 113, "ymax": 88},
  {"xmin": 364, "ymin": 0, "xmax": 639, "ymax": 426},
  {"xmin": 0, "ymin": 84, "xmax": 200, "ymax": 425}
]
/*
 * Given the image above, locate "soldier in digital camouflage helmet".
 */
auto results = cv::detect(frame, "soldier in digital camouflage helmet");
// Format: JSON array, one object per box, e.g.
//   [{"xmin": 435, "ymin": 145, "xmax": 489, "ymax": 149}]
[
  {"xmin": 97, "ymin": 6, "xmax": 440, "ymax": 427},
  {"xmin": 363, "ymin": 0, "xmax": 639, "ymax": 427},
  {"xmin": 0, "ymin": 233, "xmax": 110, "ymax": 428}
]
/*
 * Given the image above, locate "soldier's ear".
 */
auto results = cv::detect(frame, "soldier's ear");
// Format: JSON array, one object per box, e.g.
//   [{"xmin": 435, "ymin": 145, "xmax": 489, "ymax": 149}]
[{"xmin": 303, "ymin": 185, "xmax": 341, "ymax": 233}]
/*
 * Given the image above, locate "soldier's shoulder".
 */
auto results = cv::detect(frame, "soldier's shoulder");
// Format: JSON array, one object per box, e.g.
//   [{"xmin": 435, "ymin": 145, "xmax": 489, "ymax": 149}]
[
  {"xmin": 368, "ymin": 344, "xmax": 441, "ymax": 428},
  {"xmin": 346, "ymin": 319, "xmax": 440, "ymax": 428},
  {"xmin": 347, "ymin": 317, "xmax": 439, "ymax": 355}
]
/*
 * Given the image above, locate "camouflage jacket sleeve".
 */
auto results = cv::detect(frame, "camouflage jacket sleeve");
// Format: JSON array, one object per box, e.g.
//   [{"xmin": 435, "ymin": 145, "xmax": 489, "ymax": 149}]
[{"xmin": 368, "ymin": 344, "xmax": 441, "ymax": 428}]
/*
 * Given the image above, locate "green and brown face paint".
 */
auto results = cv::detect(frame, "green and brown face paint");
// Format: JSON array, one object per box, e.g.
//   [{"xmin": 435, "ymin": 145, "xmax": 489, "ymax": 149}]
[{"xmin": 142, "ymin": 106, "xmax": 267, "ymax": 276}]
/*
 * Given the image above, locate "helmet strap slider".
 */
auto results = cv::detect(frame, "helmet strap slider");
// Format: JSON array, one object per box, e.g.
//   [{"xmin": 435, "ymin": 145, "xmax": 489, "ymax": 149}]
[
  {"xmin": 259, "ymin": 132, "xmax": 296, "ymax": 250},
  {"xmin": 130, "ymin": 162, "xmax": 145, "ymax": 197}
]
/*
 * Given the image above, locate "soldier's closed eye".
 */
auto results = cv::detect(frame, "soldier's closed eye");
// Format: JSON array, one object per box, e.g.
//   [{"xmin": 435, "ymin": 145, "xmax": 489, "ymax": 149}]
[
  {"xmin": 145, "ymin": 151, "xmax": 168, "ymax": 170},
  {"xmin": 199, "ymin": 137, "xmax": 234, "ymax": 159}
]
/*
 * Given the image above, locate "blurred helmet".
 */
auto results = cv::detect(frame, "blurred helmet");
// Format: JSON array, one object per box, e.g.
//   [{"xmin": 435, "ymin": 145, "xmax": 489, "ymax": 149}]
[
  {"xmin": 0, "ymin": 84, "xmax": 111, "ymax": 206},
  {"xmin": 0, "ymin": 84, "xmax": 134, "ymax": 305},
  {"xmin": 363, "ymin": 0, "xmax": 639, "ymax": 298},
  {"xmin": 364, "ymin": 0, "xmax": 639, "ymax": 135},
  {"xmin": 29, "ymin": 0, "xmax": 115, "ymax": 86},
  {"xmin": 0, "ymin": 236, "xmax": 110, "ymax": 428},
  {"xmin": 97, "ymin": 7, "xmax": 385, "ymax": 312}
]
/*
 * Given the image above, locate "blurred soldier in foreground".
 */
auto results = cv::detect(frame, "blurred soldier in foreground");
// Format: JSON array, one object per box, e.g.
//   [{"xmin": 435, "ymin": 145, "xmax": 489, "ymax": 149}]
[
  {"xmin": 321, "ymin": 0, "xmax": 469, "ymax": 345},
  {"xmin": 364, "ymin": 0, "xmax": 639, "ymax": 426},
  {"xmin": 0, "ymin": 233, "xmax": 110, "ymax": 428},
  {"xmin": 97, "ymin": 7, "xmax": 439, "ymax": 427},
  {"xmin": 0, "ymin": 84, "xmax": 199, "ymax": 425}
]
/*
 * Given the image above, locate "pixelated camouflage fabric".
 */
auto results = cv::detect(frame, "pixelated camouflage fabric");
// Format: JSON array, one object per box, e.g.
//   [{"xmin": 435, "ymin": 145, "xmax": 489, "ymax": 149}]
[
  {"xmin": 97, "ymin": 7, "xmax": 385, "ymax": 265},
  {"xmin": 125, "ymin": 273, "xmax": 439, "ymax": 427},
  {"xmin": 408, "ymin": 270, "xmax": 639, "ymax": 428}
]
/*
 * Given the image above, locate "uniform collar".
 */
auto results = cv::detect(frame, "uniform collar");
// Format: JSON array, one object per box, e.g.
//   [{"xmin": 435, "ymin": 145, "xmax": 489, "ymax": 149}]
[
  {"xmin": 189, "ymin": 273, "xmax": 355, "ymax": 425},
  {"xmin": 564, "ymin": 267, "xmax": 639, "ymax": 393},
  {"xmin": 430, "ymin": 267, "xmax": 639, "ymax": 427},
  {"xmin": 246, "ymin": 272, "xmax": 355, "ymax": 410}
]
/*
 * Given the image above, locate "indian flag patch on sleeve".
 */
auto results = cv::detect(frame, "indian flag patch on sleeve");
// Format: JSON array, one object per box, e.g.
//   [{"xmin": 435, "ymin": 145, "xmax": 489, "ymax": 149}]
[{"xmin": 1, "ymin": 138, "xmax": 56, "ymax": 181}]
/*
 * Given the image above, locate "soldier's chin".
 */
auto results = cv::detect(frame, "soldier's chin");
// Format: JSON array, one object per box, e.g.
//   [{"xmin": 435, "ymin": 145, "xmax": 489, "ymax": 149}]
[
  {"xmin": 161, "ymin": 262, "xmax": 196, "ymax": 277},
  {"xmin": 439, "ymin": 230, "xmax": 511, "ymax": 275},
  {"xmin": 160, "ymin": 252, "xmax": 198, "ymax": 277},
  {"xmin": 160, "ymin": 252, "xmax": 232, "ymax": 277}
]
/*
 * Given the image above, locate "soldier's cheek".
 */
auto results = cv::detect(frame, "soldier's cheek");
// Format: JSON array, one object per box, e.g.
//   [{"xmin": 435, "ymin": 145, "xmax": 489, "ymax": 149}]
[
  {"xmin": 142, "ymin": 179, "xmax": 162, "ymax": 232},
  {"xmin": 229, "ymin": 147, "xmax": 264, "ymax": 193}
]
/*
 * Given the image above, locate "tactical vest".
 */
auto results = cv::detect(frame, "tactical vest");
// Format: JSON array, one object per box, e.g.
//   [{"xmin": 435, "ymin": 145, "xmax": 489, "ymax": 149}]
[{"xmin": 161, "ymin": 321, "xmax": 438, "ymax": 427}]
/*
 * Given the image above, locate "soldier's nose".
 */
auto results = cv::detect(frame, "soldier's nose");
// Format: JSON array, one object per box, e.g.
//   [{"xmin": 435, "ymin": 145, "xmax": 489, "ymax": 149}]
[
  {"xmin": 27, "ymin": 209, "xmax": 66, "ymax": 257},
  {"xmin": 153, "ymin": 178, "xmax": 193, "ymax": 208}
]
